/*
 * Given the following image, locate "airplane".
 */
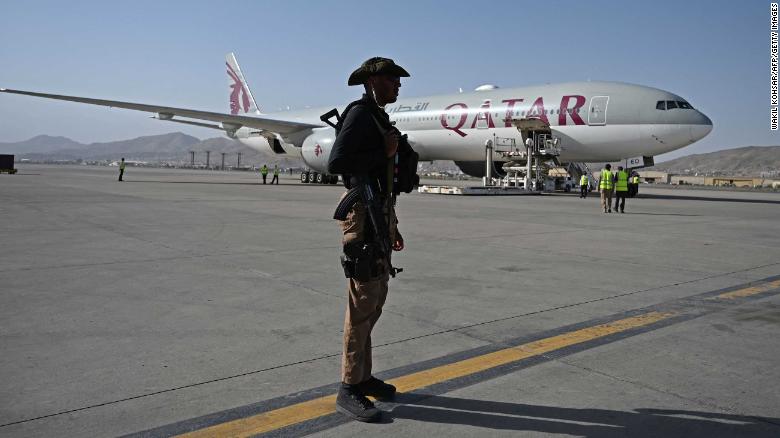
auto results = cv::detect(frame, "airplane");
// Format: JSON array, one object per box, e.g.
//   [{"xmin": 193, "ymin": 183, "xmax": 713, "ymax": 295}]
[{"xmin": 0, "ymin": 53, "xmax": 712, "ymax": 184}]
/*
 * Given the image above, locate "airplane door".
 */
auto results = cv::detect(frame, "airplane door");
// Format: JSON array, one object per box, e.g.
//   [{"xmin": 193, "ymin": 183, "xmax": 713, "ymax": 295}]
[
  {"xmin": 474, "ymin": 100, "xmax": 491, "ymax": 129},
  {"xmin": 588, "ymin": 96, "xmax": 609, "ymax": 126}
]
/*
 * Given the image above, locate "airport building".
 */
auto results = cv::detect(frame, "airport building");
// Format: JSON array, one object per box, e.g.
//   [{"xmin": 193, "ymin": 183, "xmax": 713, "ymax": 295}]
[
  {"xmin": 638, "ymin": 171, "xmax": 780, "ymax": 188},
  {"xmin": 637, "ymin": 170, "xmax": 670, "ymax": 184}
]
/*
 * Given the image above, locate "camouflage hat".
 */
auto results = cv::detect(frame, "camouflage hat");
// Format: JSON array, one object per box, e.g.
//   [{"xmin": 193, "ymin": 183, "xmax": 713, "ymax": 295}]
[{"xmin": 347, "ymin": 57, "xmax": 410, "ymax": 86}]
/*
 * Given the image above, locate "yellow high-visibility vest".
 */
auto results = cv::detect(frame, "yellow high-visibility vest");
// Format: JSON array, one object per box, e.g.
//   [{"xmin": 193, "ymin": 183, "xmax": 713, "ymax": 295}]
[
  {"xmin": 261, "ymin": 166, "xmax": 268, "ymax": 175},
  {"xmin": 580, "ymin": 175, "xmax": 588, "ymax": 186},
  {"xmin": 119, "ymin": 161, "xmax": 126, "ymax": 170},
  {"xmin": 632, "ymin": 176, "xmax": 639, "ymax": 184},
  {"xmin": 616, "ymin": 170, "xmax": 629, "ymax": 192},
  {"xmin": 599, "ymin": 169, "xmax": 613, "ymax": 190}
]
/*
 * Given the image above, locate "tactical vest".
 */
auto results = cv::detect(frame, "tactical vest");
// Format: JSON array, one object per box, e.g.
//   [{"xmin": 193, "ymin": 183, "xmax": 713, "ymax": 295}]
[
  {"xmin": 599, "ymin": 170, "xmax": 613, "ymax": 190},
  {"xmin": 333, "ymin": 100, "xmax": 419, "ymax": 195},
  {"xmin": 616, "ymin": 170, "xmax": 629, "ymax": 192}
]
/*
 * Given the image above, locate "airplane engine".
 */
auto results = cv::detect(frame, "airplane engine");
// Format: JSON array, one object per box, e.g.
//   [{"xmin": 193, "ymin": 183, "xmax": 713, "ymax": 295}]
[
  {"xmin": 299, "ymin": 128, "xmax": 340, "ymax": 184},
  {"xmin": 300, "ymin": 128, "xmax": 334, "ymax": 174},
  {"xmin": 454, "ymin": 161, "xmax": 507, "ymax": 178}
]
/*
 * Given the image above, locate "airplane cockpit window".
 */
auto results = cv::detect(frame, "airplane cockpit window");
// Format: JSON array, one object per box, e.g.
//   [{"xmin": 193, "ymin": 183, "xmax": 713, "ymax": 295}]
[{"xmin": 657, "ymin": 100, "xmax": 694, "ymax": 110}]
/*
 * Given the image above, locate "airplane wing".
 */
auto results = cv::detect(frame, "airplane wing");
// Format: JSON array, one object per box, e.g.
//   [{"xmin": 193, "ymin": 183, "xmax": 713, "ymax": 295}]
[{"xmin": 0, "ymin": 88, "xmax": 323, "ymax": 134}]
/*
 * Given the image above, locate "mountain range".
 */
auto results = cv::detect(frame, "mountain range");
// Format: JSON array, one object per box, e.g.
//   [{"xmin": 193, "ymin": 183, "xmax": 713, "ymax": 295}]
[
  {"xmin": 0, "ymin": 133, "xmax": 295, "ymax": 167},
  {"xmin": 1, "ymin": 133, "xmax": 779, "ymax": 176},
  {"xmin": 646, "ymin": 146, "xmax": 780, "ymax": 176}
]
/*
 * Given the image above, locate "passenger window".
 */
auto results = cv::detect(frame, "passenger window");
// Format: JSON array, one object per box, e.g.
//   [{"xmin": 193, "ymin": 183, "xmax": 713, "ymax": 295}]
[
  {"xmin": 666, "ymin": 101, "xmax": 678, "ymax": 109},
  {"xmin": 656, "ymin": 101, "xmax": 666, "ymax": 110}
]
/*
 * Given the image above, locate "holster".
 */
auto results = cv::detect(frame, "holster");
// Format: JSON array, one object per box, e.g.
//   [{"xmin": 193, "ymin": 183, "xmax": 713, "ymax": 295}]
[{"xmin": 340, "ymin": 241, "xmax": 379, "ymax": 281}]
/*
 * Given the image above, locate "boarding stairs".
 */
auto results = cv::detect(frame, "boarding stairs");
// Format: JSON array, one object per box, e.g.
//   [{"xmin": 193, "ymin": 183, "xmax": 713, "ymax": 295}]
[{"xmin": 565, "ymin": 162, "xmax": 596, "ymax": 190}]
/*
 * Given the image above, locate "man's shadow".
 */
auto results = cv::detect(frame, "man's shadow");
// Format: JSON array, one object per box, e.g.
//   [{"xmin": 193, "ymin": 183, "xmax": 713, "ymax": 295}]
[{"xmin": 386, "ymin": 394, "xmax": 780, "ymax": 437}]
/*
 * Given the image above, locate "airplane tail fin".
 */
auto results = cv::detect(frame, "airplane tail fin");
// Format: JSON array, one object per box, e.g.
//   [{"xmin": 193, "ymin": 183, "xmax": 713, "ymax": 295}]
[{"xmin": 226, "ymin": 52, "xmax": 262, "ymax": 115}]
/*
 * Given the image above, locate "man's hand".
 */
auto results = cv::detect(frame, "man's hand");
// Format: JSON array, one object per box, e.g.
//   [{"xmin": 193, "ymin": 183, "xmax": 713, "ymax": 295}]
[
  {"xmin": 392, "ymin": 233, "xmax": 404, "ymax": 251},
  {"xmin": 384, "ymin": 131, "xmax": 399, "ymax": 157}
]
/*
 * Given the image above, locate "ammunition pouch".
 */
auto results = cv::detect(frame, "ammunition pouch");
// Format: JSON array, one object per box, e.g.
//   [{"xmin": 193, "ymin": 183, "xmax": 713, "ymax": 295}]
[
  {"xmin": 341, "ymin": 241, "xmax": 380, "ymax": 281},
  {"xmin": 394, "ymin": 135, "xmax": 420, "ymax": 194}
]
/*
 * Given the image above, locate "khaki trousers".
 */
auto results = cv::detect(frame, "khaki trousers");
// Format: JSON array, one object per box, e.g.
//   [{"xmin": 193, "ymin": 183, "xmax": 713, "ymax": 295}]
[
  {"xmin": 338, "ymin": 201, "xmax": 395, "ymax": 384},
  {"xmin": 600, "ymin": 189, "xmax": 613, "ymax": 211}
]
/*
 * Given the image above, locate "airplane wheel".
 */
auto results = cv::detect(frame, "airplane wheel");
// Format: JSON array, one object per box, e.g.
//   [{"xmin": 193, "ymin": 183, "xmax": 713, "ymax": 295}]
[
  {"xmin": 330, "ymin": 175, "xmax": 339, "ymax": 184},
  {"xmin": 300, "ymin": 172, "xmax": 308, "ymax": 183},
  {"xmin": 316, "ymin": 173, "xmax": 323, "ymax": 184}
]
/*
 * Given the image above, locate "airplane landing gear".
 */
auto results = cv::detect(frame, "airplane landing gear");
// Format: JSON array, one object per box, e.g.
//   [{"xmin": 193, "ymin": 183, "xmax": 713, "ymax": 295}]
[{"xmin": 301, "ymin": 171, "xmax": 339, "ymax": 185}]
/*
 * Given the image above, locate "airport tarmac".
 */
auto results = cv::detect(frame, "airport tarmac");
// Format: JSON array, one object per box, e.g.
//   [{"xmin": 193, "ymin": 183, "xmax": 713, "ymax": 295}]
[{"xmin": 1, "ymin": 164, "xmax": 780, "ymax": 437}]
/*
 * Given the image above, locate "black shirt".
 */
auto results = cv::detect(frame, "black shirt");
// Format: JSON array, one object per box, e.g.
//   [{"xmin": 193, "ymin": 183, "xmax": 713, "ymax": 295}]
[{"xmin": 327, "ymin": 95, "xmax": 388, "ymax": 181}]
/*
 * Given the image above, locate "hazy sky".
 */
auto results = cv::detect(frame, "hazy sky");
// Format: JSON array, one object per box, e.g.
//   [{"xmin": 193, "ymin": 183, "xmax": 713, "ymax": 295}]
[{"xmin": 0, "ymin": 0, "xmax": 772, "ymax": 160}]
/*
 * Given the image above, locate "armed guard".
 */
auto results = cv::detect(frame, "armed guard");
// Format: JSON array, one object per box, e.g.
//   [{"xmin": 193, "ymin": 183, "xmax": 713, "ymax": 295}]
[{"xmin": 326, "ymin": 57, "xmax": 418, "ymax": 423}]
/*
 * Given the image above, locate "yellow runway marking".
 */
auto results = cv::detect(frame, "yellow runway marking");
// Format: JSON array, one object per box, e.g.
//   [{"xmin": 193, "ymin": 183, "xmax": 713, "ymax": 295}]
[
  {"xmin": 176, "ymin": 311, "xmax": 672, "ymax": 438},
  {"xmin": 714, "ymin": 279, "xmax": 780, "ymax": 300}
]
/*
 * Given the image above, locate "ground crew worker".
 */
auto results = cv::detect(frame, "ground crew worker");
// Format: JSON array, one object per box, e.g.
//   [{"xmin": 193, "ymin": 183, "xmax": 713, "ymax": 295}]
[
  {"xmin": 579, "ymin": 174, "xmax": 589, "ymax": 198},
  {"xmin": 327, "ymin": 57, "xmax": 410, "ymax": 423},
  {"xmin": 599, "ymin": 163, "xmax": 614, "ymax": 213},
  {"xmin": 271, "ymin": 164, "xmax": 279, "ymax": 184},
  {"xmin": 260, "ymin": 164, "xmax": 268, "ymax": 184},
  {"xmin": 118, "ymin": 158, "xmax": 125, "ymax": 182},
  {"xmin": 614, "ymin": 166, "xmax": 629, "ymax": 213},
  {"xmin": 629, "ymin": 173, "xmax": 640, "ymax": 197}
]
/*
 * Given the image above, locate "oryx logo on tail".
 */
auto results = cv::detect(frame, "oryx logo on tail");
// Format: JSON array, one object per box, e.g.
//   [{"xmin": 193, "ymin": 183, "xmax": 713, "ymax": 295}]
[
  {"xmin": 227, "ymin": 62, "xmax": 250, "ymax": 115},
  {"xmin": 225, "ymin": 52, "xmax": 261, "ymax": 115}
]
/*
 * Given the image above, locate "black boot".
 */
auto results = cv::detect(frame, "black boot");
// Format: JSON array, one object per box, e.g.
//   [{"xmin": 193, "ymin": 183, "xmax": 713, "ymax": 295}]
[
  {"xmin": 357, "ymin": 376, "xmax": 396, "ymax": 401},
  {"xmin": 336, "ymin": 384, "xmax": 381, "ymax": 423}
]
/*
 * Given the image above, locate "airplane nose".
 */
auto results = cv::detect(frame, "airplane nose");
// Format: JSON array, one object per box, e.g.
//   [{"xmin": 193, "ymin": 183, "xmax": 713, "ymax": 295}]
[{"xmin": 690, "ymin": 112, "xmax": 713, "ymax": 142}]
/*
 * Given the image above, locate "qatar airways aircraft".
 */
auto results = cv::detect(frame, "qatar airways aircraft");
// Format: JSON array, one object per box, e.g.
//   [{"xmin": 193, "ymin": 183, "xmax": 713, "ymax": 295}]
[{"xmin": 0, "ymin": 53, "xmax": 712, "ymax": 183}]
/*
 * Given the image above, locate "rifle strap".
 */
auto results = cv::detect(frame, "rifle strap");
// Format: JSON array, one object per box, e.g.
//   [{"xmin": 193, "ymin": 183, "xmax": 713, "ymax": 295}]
[{"xmin": 369, "ymin": 114, "xmax": 396, "ymax": 203}]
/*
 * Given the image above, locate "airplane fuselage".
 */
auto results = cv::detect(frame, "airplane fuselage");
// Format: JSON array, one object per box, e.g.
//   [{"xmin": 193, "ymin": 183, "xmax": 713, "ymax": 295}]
[{"xmin": 235, "ymin": 81, "xmax": 712, "ymax": 174}]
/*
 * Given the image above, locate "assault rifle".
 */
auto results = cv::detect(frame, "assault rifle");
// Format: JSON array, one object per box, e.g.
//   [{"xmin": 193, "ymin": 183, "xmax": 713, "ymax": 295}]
[{"xmin": 333, "ymin": 176, "xmax": 402, "ymax": 277}]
